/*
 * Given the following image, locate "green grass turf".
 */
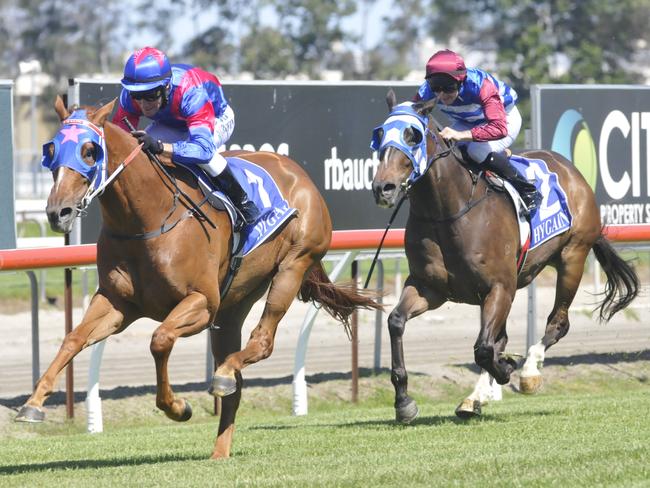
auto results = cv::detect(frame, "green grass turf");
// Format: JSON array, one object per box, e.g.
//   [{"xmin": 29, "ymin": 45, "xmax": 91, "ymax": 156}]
[{"xmin": 1, "ymin": 370, "xmax": 648, "ymax": 487}]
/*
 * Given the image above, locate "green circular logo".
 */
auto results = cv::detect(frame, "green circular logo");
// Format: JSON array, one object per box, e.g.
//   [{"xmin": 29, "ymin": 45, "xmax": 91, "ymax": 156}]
[{"xmin": 551, "ymin": 109, "xmax": 598, "ymax": 191}]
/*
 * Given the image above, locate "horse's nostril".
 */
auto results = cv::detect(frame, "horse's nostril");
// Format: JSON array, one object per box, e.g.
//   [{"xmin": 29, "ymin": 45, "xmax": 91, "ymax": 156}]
[
  {"xmin": 59, "ymin": 207, "xmax": 73, "ymax": 219},
  {"xmin": 382, "ymin": 183, "xmax": 396, "ymax": 194}
]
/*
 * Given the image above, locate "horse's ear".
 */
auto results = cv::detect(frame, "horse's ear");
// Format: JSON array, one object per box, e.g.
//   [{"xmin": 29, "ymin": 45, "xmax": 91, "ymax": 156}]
[
  {"xmin": 54, "ymin": 95, "xmax": 70, "ymax": 121},
  {"xmin": 91, "ymin": 98, "xmax": 117, "ymax": 127},
  {"xmin": 386, "ymin": 89, "xmax": 397, "ymax": 112},
  {"xmin": 413, "ymin": 98, "xmax": 437, "ymax": 117}
]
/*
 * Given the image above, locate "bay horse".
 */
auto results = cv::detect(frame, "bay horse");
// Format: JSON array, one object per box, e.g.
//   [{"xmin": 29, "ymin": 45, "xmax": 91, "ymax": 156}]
[
  {"xmin": 371, "ymin": 91, "xmax": 639, "ymax": 423},
  {"xmin": 16, "ymin": 96, "xmax": 379, "ymax": 458}
]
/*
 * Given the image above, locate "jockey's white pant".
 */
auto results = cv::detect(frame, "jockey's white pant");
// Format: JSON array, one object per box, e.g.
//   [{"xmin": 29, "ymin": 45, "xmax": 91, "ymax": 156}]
[
  {"xmin": 145, "ymin": 105, "xmax": 235, "ymax": 177},
  {"xmin": 454, "ymin": 105, "xmax": 522, "ymax": 163}
]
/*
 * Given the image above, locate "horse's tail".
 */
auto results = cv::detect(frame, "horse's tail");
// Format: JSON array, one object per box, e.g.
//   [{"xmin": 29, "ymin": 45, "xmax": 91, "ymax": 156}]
[
  {"xmin": 298, "ymin": 262, "xmax": 383, "ymax": 334},
  {"xmin": 592, "ymin": 234, "xmax": 640, "ymax": 321}
]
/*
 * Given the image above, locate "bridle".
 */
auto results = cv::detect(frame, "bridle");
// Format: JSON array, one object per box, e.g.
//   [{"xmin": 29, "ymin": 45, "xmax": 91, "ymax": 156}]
[
  {"xmin": 102, "ymin": 119, "xmax": 216, "ymax": 240},
  {"xmin": 405, "ymin": 114, "xmax": 489, "ymax": 223},
  {"xmin": 364, "ymin": 110, "xmax": 488, "ymax": 288}
]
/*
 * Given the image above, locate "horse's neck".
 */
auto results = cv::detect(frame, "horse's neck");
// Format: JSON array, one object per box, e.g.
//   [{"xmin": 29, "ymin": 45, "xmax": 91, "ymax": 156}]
[
  {"xmin": 100, "ymin": 123, "xmax": 174, "ymax": 231},
  {"xmin": 410, "ymin": 152, "xmax": 473, "ymax": 218}
]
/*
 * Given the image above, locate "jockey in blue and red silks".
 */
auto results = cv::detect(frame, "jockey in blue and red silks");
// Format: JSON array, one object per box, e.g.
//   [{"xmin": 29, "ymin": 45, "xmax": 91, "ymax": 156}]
[
  {"xmin": 414, "ymin": 49, "xmax": 540, "ymax": 213},
  {"xmin": 112, "ymin": 46, "xmax": 260, "ymax": 226}
]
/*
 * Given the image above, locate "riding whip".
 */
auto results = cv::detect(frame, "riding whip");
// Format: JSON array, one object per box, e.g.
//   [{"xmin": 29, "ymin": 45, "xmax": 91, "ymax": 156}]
[{"xmin": 363, "ymin": 193, "xmax": 407, "ymax": 289}]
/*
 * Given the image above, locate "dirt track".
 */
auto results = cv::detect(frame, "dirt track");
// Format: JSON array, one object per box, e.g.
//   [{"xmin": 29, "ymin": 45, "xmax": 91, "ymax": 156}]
[{"xmin": 1, "ymin": 281, "xmax": 648, "ymax": 401}]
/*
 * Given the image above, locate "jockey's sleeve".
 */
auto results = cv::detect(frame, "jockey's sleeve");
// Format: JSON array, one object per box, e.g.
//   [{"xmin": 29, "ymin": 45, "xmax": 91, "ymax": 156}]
[
  {"xmin": 470, "ymin": 78, "xmax": 507, "ymax": 142},
  {"xmin": 171, "ymin": 88, "xmax": 217, "ymax": 166},
  {"xmin": 414, "ymin": 81, "xmax": 433, "ymax": 102},
  {"xmin": 111, "ymin": 89, "xmax": 141, "ymax": 132}
]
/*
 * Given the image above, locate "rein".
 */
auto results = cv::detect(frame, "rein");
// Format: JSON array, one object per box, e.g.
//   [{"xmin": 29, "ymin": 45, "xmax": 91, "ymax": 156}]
[
  {"xmin": 363, "ymin": 135, "xmax": 451, "ymax": 289},
  {"xmin": 364, "ymin": 107, "xmax": 486, "ymax": 288},
  {"xmin": 410, "ymin": 118, "xmax": 489, "ymax": 224},
  {"xmin": 80, "ymin": 141, "xmax": 143, "ymax": 210},
  {"xmin": 104, "ymin": 118, "xmax": 216, "ymax": 241}
]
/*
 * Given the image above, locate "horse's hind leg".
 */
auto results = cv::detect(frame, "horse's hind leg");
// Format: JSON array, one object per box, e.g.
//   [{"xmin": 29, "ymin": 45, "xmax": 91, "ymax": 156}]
[
  {"xmin": 150, "ymin": 292, "xmax": 212, "ymax": 422},
  {"xmin": 389, "ymin": 276, "xmax": 446, "ymax": 424},
  {"xmin": 209, "ymin": 323, "xmax": 242, "ymax": 459},
  {"xmin": 16, "ymin": 292, "xmax": 133, "ymax": 422},
  {"xmin": 521, "ymin": 245, "xmax": 589, "ymax": 394},
  {"xmin": 212, "ymin": 253, "xmax": 315, "ymax": 396}
]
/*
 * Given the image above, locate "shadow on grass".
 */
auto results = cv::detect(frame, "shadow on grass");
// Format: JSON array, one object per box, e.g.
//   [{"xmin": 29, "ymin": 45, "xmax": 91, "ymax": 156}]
[
  {"xmin": 2, "ymin": 349, "xmax": 648, "ymax": 409},
  {"xmin": 0, "ymin": 367, "xmax": 403, "ymax": 409},
  {"xmin": 249, "ymin": 406, "xmax": 558, "ymax": 431},
  {"xmin": 0, "ymin": 452, "xmax": 208, "ymax": 475},
  {"xmin": 453, "ymin": 349, "xmax": 650, "ymax": 371}
]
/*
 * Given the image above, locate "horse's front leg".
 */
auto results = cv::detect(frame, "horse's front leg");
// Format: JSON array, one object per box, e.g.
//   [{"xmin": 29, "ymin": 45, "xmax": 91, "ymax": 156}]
[
  {"xmin": 455, "ymin": 369, "xmax": 501, "ymax": 419},
  {"xmin": 16, "ymin": 292, "xmax": 133, "ymax": 422},
  {"xmin": 150, "ymin": 292, "xmax": 212, "ymax": 422},
  {"xmin": 389, "ymin": 276, "xmax": 446, "ymax": 424},
  {"xmin": 474, "ymin": 283, "xmax": 517, "ymax": 385}
]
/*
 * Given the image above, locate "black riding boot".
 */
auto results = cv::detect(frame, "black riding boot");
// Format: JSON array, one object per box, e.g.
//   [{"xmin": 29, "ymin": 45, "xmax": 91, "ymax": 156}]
[
  {"xmin": 214, "ymin": 166, "xmax": 261, "ymax": 229},
  {"xmin": 483, "ymin": 151, "xmax": 542, "ymax": 214}
]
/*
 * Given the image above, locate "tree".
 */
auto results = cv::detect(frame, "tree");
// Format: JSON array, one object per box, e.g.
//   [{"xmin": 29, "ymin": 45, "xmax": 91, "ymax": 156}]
[
  {"xmin": 366, "ymin": 0, "xmax": 427, "ymax": 79},
  {"xmin": 424, "ymin": 0, "xmax": 650, "ymax": 97},
  {"xmin": 19, "ymin": 0, "xmax": 131, "ymax": 84},
  {"xmin": 239, "ymin": 26, "xmax": 297, "ymax": 78},
  {"xmin": 183, "ymin": 25, "xmax": 237, "ymax": 73},
  {"xmin": 274, "ymin": 0, "xmax": 357, "ymax": 78}
]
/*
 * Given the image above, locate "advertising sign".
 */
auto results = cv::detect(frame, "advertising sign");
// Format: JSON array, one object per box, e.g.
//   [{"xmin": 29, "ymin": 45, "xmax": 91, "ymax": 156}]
[
  {"xmin": 532, "ymin": 85, "xmax": 650, "ymax": 225},
  {"xmin": 69, "ymin": 79, "xmax": 422, "ymax": 244},
  {"xmin": 0, "ymin": 80, "xmax": 16, "ymax": 249}
]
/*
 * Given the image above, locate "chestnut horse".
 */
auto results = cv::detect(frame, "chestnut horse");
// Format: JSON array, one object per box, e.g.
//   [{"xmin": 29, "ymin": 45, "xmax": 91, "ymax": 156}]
[
  {"xmin": 371, "ymin": 92, "xmax": 638, "ymax": 423},
  {"xmin": 16, "ymin": 97, "xmax": 379, "ymax": 458}
]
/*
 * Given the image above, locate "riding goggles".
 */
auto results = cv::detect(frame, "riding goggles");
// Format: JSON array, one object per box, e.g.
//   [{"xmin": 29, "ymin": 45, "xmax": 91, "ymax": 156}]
[
  {"xmin": 131, "ymin": 87, "xmax": 164, "ymax": 101},
  {"xmin": 427, "ymin": 81, "xmax": 459, "ymax": 94}
]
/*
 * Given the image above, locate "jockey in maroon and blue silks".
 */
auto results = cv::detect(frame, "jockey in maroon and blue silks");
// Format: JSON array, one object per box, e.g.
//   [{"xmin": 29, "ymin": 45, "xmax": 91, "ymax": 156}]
[
  {"xmin": 112, "ymin": 46, "xmax": 260, "ymax": 226},
  {"xmin": 415, "ymin": 49, "xmax": 540, "ymax": 213}
]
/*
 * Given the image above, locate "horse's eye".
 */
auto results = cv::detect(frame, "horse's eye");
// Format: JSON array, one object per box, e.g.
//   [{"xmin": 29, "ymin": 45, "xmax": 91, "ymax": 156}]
[
  {"xmin": 404, "ymin": 127, "xmax": 423, "ymax": 146},
  {"xmin": 81, "ymin": 144, "xmax": 96, "ymax": 164}
]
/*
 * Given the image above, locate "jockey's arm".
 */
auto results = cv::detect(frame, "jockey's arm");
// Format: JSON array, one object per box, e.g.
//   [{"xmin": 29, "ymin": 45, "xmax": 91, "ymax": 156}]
[
  {"xmin": 470, "ymin": 79, "xmax": 507, "ymax": 142},
  {"xmin": 157, "ymin": 142, "xmax": 174, "ymax": 166},
  {"xmin": 170, "ymin": 95, "xmax": 217, "ymax": 166},
  {"xmin": 440, "ymin": 127, "xmax": 473, "ymax": 143}
]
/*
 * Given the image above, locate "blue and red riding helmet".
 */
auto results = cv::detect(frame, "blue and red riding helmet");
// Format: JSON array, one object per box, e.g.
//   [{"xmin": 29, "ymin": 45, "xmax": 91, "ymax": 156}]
[{"xmin": 121, "ymin": 47, "xmax": 172, "ymax": 92}]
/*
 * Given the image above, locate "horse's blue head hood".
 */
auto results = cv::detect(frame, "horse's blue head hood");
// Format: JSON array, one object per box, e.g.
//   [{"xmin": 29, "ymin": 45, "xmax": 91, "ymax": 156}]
[
  {"xmin": 370, "ymin": 102, "xmax": 429, "ymax": 182},
  {"xmin": 41, "ymin": 109, "xmax": 107, "ymax": 188}
]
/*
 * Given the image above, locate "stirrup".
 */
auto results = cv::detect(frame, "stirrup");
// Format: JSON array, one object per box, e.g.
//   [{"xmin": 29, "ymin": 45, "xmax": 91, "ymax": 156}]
[
  {"xmin": 521, "ymin": 192, "xmax": 541, "ymax": 215},
  {"xmin": 232, "ymin": 201, "xmax": 260, "ymax": 231}
]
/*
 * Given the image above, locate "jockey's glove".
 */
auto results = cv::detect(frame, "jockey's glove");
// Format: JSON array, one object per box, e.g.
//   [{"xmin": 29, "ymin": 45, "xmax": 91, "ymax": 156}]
[{"xmin": 131, "ymin": 130, "xmax": 163, "ymax": 155}]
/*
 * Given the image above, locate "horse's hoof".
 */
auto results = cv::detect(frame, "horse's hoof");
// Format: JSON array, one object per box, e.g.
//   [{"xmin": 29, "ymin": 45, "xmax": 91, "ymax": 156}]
[
  {"xmin": 395, "ymin": 399, "xmax": 419, "ymax": 424},
  {"xmin": 15, "ymin": 405, "xmax": 45, "ymax": 423},
  {"xmin": 210, "ymin": 375, "xmax": 237, "ymax": 397},
  {"xmin": 455, "ymin": 398, "xmax": 481, "ymax": 419},
  {"xmin": 520, "ymin": 374, "xmax": 543, "ymax": 394},
  {"xmin": 177, "ymin": 400, "xmax": 193, "ymax": 422}
]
